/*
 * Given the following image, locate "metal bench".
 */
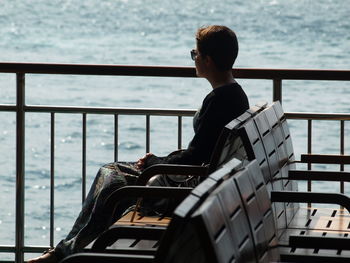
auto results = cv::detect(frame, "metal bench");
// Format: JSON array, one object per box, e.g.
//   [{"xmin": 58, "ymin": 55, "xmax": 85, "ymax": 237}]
[
  {"xmin": 60, "ymin": 158, "xmax": 248, "ymax": 263},
  {"xmin": 238, "ymin": 101, "xmax": 350, "ymax": 261}
]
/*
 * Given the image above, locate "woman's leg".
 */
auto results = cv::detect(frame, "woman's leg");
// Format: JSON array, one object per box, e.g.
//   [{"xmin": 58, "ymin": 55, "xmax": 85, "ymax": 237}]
[
  {"xmin": 54, "ymin": 162, "xmax": 139, "ymax": 259},
  {"xmin": 61, "ymin": 163, "xmax": 132, "ymax": 241},
  {"xmin": 29, "ymin": 162, "xmax": 139, "ymax": 262}
]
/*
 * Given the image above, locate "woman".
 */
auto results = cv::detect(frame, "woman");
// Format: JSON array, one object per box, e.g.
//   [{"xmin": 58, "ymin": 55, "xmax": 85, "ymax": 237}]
[{"xmin": 28, "ymin": 25, "xmax": 249, "ymax": 263}]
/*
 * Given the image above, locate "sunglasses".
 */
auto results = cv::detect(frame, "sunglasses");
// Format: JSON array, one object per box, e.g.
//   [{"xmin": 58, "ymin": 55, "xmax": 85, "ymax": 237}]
[{"xmin": 190, "ymin": 49, "xmax": 198, "ymax": 61}]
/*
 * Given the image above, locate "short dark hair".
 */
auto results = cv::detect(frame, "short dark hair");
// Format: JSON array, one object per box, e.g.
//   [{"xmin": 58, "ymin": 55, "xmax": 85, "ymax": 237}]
[{"xmin": 196, "ymin": 25, "xmax": 239, "ymax": 71}]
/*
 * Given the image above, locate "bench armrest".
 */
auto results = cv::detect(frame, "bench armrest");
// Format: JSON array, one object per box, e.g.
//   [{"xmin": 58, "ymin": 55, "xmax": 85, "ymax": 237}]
[
  {"xmin": 61, "ymin": 252, "xmax": 153, "ymax": 263},
  {"xmin": 137, "ymin": 164, "xmax": 209, "ymax": 185},
  {"xmin": 289, "ymin": 235, "xmax": 350, "ymax": 250},
  {"xmin": 300, "ymin": 154, "xmax": 350, "ymax": 164},
  {"xmin": 289, "ymin": 169, "xmax": 350, "ymax": 182},
  {"xmin": 271, "ymin": 190, "xmax": 350, "ymax": 212}
]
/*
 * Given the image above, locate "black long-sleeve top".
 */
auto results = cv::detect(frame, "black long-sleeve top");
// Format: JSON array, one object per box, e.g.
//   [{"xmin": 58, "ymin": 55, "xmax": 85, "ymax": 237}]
[{"xmin": 145, "ymin": 82, "xmax": 249, "ymax": 167}]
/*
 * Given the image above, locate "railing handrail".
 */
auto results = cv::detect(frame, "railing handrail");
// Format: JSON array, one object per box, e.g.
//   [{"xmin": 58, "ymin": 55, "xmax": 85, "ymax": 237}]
[
  {"xmin": 0, "ymin": 104, "xmax": 197, "ymax": 115},
  {"xmin": 0, "ymin": 62, "xmax": 349, "ymax": 80},
  {"xmin": 286, "ymin": 112, "xmax": 350, "ymax": 120},
  {"xmin": 4, "ymin": 104, "xmax": 350, "ymax": 121}
]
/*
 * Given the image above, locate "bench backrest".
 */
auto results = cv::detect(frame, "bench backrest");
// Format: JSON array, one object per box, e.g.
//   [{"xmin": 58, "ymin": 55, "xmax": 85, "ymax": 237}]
[
  {"xmin": 191, "ymin": 176, "xmax": 255, "ymax": 263},
  {"xmin": 237, "ymin": 101, "xmax": 298, "ymax": 235},
  {"xmin": 262, "ymin": 102, "xmax": 299, "ymax": 229},
  {"xmin": 208, "ymin": 103, "xmax": 267, "ymax": 174},
  {"xmin": 234, "ymin": 160, "xmax": 279, "ymax": 263}
]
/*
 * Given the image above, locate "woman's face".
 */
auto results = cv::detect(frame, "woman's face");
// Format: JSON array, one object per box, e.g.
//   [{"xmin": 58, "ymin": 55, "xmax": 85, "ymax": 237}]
[{"xmin": 194, "ymin": 47, "xmax": 208, "ymax": 78}]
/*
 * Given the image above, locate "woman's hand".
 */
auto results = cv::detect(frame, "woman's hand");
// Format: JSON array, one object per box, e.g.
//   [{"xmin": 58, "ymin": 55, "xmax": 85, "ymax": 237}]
[{"xmin": 135, "ymin": 153, "xmax": 154, "ymax": 170}]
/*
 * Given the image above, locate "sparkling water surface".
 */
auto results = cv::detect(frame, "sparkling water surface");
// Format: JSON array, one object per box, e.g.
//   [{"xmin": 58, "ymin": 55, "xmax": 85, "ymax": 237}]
[{"xmin": 0, "ymin": 0, "xmax": 350, "ymax": 259}]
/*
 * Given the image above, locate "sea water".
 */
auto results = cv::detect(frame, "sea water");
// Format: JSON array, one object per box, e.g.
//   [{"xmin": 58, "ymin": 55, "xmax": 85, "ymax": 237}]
[{"xmin": 0, "ymin": 0, "xmax": 349, "ymax": 259}]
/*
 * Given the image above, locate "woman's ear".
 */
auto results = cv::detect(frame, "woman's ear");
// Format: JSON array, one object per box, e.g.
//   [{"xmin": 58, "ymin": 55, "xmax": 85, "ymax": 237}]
[
  {"xmin": 202, "ymin": 54, "xmax": 210, "ymax": 64},
  {"xmin": 205, "ymin": 55, "xmax": 217, "ymax": 69}
]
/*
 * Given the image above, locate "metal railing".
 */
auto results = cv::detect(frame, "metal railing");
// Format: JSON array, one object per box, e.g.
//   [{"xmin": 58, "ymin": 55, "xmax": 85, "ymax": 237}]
[{"xmin": 0, "ymin": 62, "xmax": 350, "ymax": 262}]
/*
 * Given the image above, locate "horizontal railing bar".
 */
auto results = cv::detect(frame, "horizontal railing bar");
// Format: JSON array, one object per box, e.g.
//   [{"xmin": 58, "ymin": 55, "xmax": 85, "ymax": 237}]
[
  {"xmin": 286, "ymin": 112, "xmax": 350, "ymax": 120},
  {"xmin": 235, "ymin": 68, "xmax": 350, "ymax": 81},
  {"xmin": 0, "ymin": 63, "xmax": 350, "ymax": 80},
  {"xmin": 23, "ymin": 246, "xmax": 50, "ymax": 253},
  {"xmin": 3, "ymin": 105, "xmax": 350, "ymax": 121},
  {"xmin": 3, "ymin": 105, "xmax": 197, "ymax": 116},
  {"xmin": 0, "ymin": 63, "xmax": 196, "ymax": 77},
  {"xmin": 0, "ymin": 246, "xmax": 49, "ymax": 253},
  {"xmin": 0, "ymin": 105, "xmax": 16, "ymax": 111},
  {"xmin": 0, "ymin": 246, "xmax": 15, "ymax": 253}
]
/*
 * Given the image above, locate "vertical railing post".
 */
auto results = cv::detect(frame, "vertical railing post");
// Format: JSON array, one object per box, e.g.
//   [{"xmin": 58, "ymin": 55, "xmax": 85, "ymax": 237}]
[
  {"xmin": 307, "ymin": 119, "xmax": 312, "ymax": 208},
  {"xmin": 50, "ymin": 113, "xmax": 55, "ymax": 247},
  {"xmin": 178, "ymin": 116, "xmax": 182, "ymax": 150},
  {"xmin": 307, "ymin": 119, "xmax": 312, "ymax": 192},
  {"xmin": 273, "ymin": 79, "xmax": 282, "ymax": 103},
  {"xmin": 82, "ymin": 113, "xmax": 87, "ymax": 203},
  {"xmin": 340, "ymin": 120, "xmax": 345, "ymax": 194},
  {"xmin": 114, "ymin": 114, "xmax": 119, "ymax": 162},
  {"xmin": 16, "ymin": 73, "xmax": 25, "ymax": 263},
  {"xmin": 146, "ymin": 115, "xmax": 150, "ymax": 153}
]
